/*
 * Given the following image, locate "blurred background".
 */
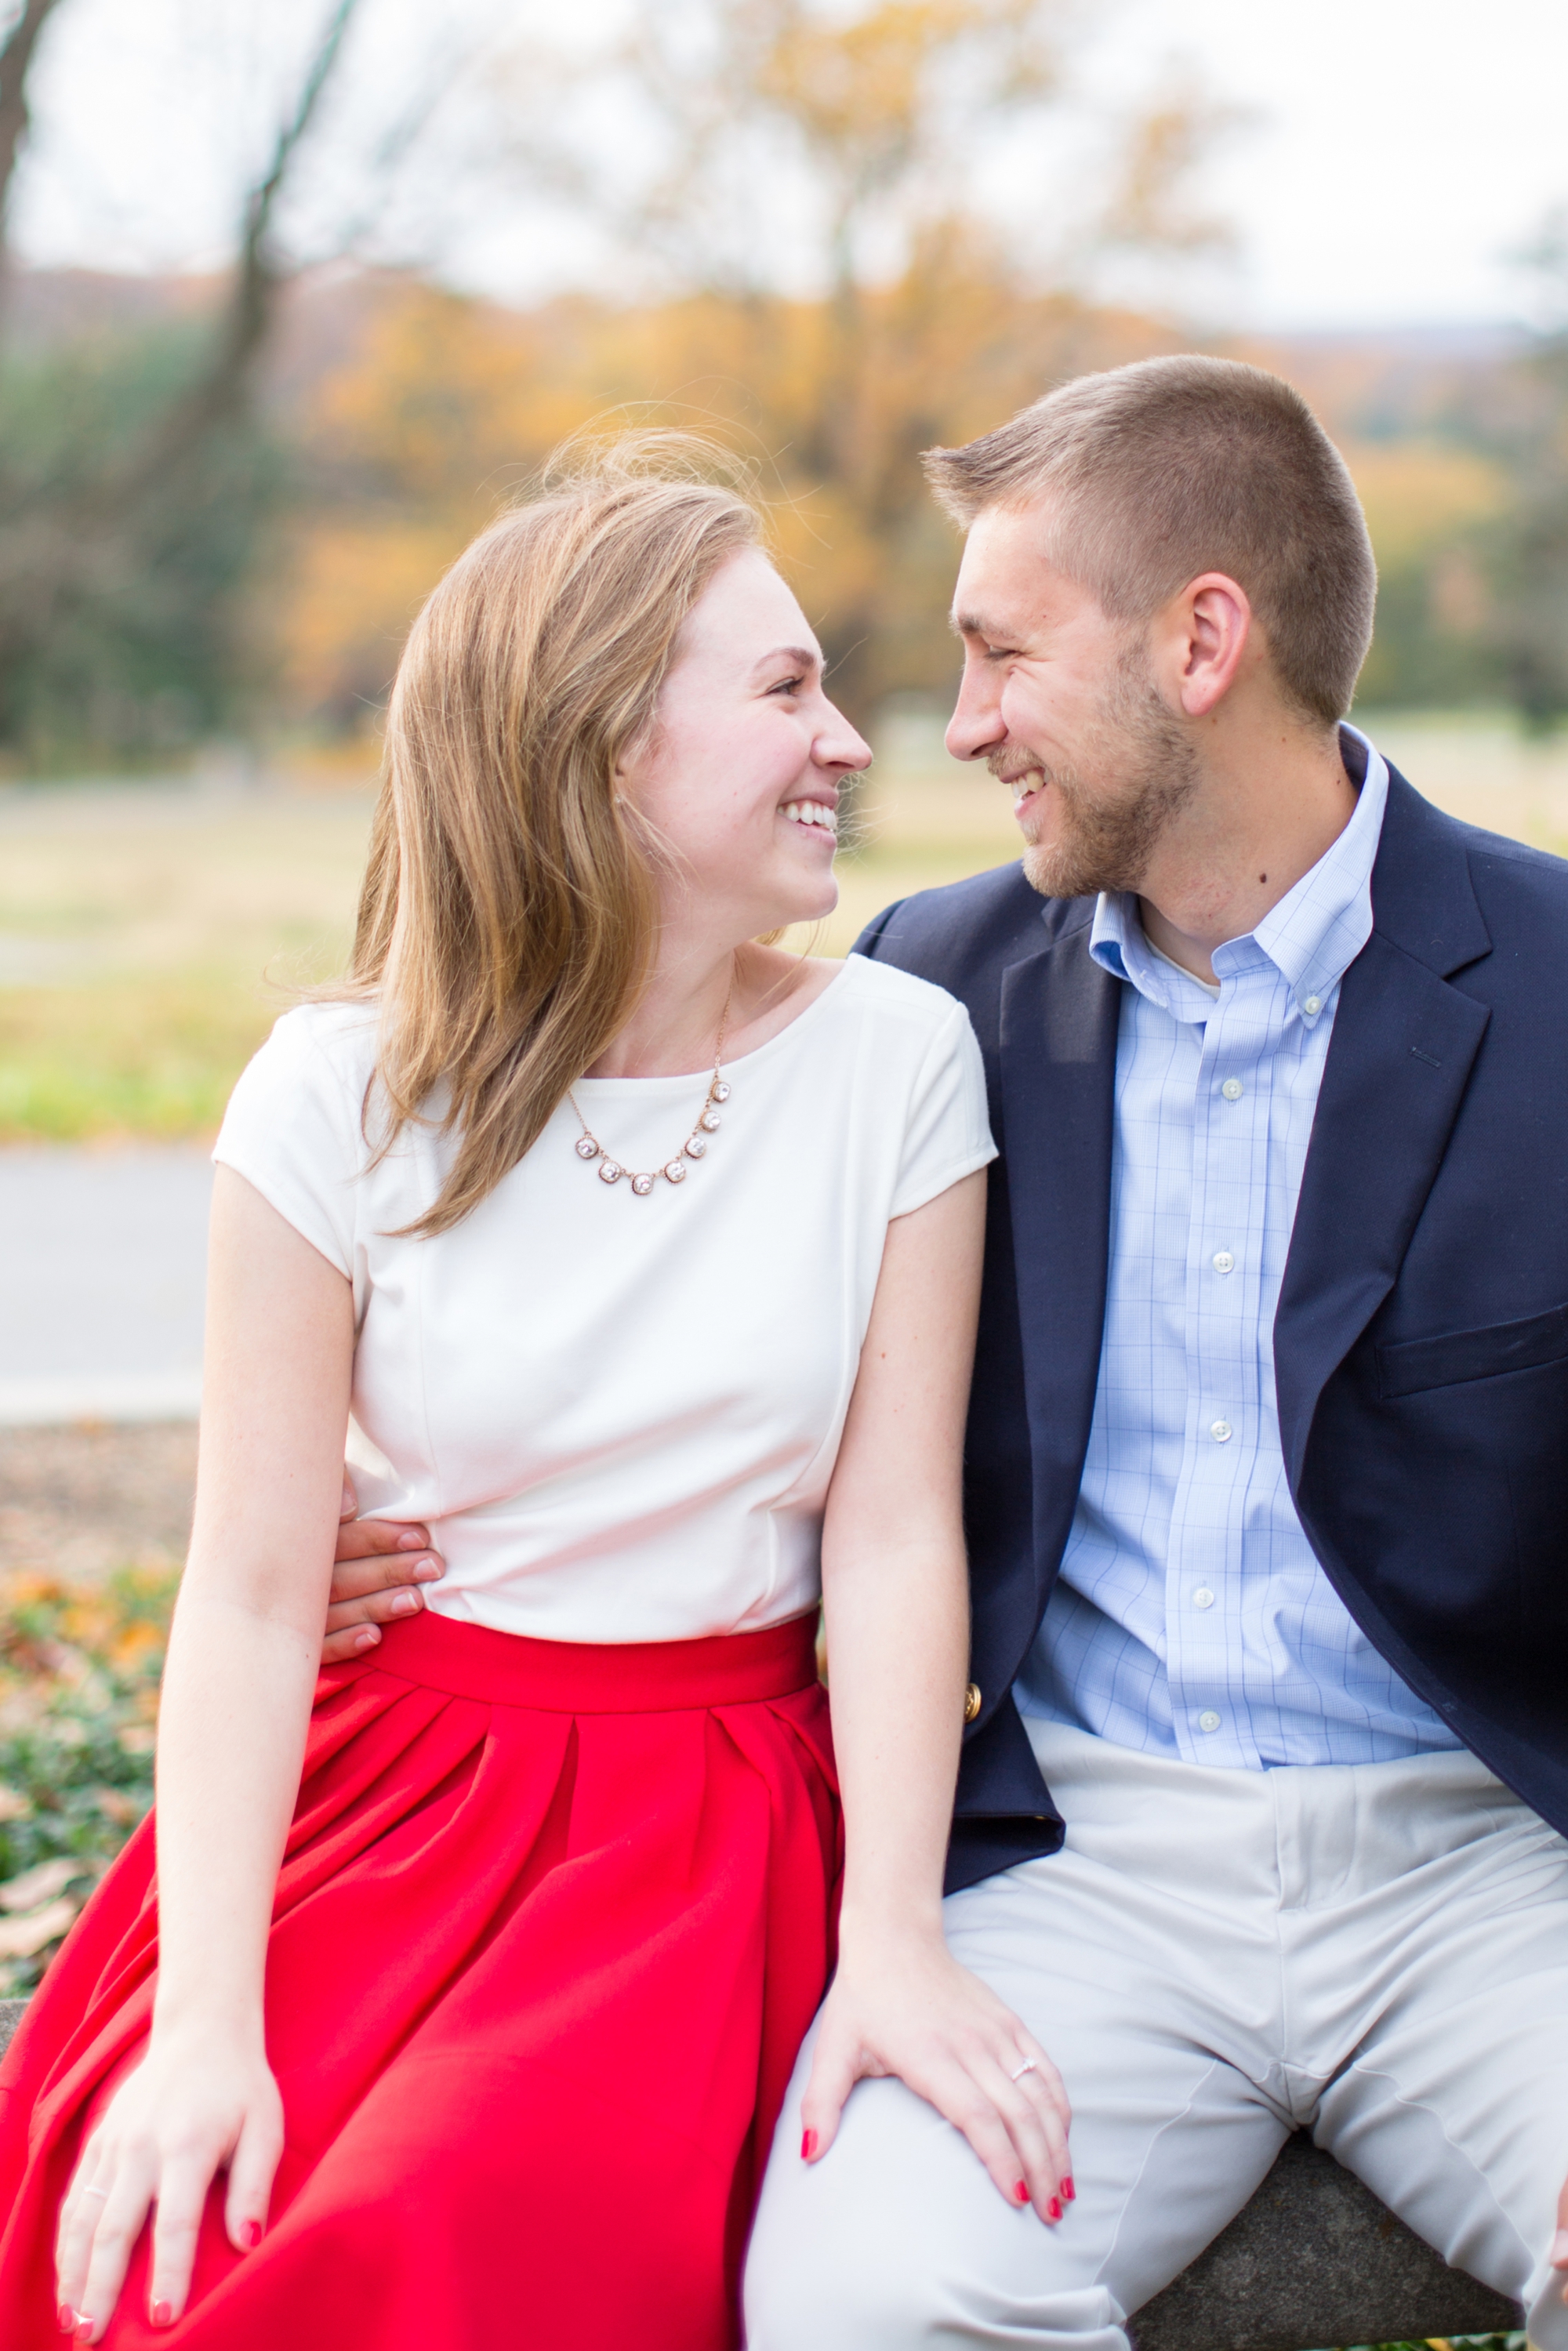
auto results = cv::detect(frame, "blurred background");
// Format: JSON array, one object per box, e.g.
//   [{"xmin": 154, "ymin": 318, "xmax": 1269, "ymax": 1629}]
[{"xmin": 2, "ymin": 0, "xmax": 1568, "ymax": 1980}]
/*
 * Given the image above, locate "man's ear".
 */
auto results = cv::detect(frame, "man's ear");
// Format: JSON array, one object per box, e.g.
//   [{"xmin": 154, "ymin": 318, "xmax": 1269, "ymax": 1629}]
[{"xmin": 1160, "ymin": 572, "xmax": 1253, "ymax": 718}]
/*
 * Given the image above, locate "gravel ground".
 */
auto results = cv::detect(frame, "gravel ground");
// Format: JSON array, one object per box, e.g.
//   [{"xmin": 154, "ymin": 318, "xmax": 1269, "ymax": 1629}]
[{"xmin": 0, "ymin": 1421, "xmax": 196, "ymax": 1580}]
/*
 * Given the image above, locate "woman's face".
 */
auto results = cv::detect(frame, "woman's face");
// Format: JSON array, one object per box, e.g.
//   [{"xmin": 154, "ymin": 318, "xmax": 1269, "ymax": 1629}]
[{"xmin": 618, "ymin": 549, "xmax": 871, "ymax": 944}]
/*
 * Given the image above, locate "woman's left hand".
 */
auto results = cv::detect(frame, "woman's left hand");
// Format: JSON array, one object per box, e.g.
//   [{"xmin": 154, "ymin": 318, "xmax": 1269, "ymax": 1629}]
[{"xmin": 798, "ymin": 1929, "xmax": 1073, "ymax": 2221}]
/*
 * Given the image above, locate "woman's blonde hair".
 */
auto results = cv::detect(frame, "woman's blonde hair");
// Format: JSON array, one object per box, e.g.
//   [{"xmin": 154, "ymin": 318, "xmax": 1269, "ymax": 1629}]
[{"xmin": 342, "ymin": 433, "xmax": 762, "ymax": 1236}]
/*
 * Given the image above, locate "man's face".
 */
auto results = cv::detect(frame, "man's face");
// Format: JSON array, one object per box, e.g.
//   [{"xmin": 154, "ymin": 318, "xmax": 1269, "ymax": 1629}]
[{"xmin": 946, "ymin": 501, "xmax": 1199, "ymax": 900}]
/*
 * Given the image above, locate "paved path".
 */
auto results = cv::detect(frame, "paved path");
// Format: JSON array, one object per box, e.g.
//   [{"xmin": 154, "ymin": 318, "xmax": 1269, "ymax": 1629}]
[{"xmin": 0, "ymin": 1147, "xmax": 212, "ymax": 1424}]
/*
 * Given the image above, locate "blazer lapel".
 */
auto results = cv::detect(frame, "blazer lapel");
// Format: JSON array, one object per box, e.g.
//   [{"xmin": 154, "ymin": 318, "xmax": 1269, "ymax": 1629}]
[
  {"xmin": 1275, "ymin": 774, "xmax": 1493, "ymax": 1486},
  {"xmin": 999, "ymin": 916, "xmax": 1121, "ymax": 1511}
]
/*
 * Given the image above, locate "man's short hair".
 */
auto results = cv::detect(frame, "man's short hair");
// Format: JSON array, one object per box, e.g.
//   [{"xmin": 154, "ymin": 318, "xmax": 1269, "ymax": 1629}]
[{"xmin": 924, "ymin": 355, "xmax": 1376, "ymax": 727}]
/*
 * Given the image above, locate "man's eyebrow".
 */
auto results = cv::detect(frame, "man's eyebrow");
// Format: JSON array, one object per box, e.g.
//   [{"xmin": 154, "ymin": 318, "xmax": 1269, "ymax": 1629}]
[
  {"xmin": 750, "ymin": 644, "xmax": 821, "ymax": 677},
  {"xmin": 951, "ymin": 609, "xmax": 998, "ymax": 639}
]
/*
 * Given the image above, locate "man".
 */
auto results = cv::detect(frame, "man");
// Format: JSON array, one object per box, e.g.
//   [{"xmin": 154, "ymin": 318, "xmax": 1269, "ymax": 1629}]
[{"xmin": 332, "ymin": 356, "xmax": 1568, "ymax": 2348}]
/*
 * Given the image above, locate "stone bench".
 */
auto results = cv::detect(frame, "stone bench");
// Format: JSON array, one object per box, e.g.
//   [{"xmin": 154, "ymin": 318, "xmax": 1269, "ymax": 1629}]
[
  {"xmin": 0, "ymin": 1998, "xmax": 1523, "ymax": 2347},
  {"xmin": 1127, "ymin": 2130, "xmax": 1521, "ymax": 2351}
]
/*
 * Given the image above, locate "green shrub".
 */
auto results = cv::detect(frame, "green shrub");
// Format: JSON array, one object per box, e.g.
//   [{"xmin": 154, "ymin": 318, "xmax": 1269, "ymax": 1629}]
[{"xmin": 0, "ymin": 1568, "xmax": 176, "ymax": 1994}]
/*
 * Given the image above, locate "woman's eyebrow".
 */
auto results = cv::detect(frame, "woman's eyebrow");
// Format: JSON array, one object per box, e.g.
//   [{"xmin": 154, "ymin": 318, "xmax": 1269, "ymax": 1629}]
[{"xmin": 750, "ymin": 644, "xmax": 821, "ymax": 678}]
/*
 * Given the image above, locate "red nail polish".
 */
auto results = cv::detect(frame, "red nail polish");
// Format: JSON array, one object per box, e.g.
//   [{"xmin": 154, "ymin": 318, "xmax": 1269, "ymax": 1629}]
[
  {"xmin": 800, "ymin": 2128, "xmax": 818, "ymax": 2160},
  {"xmin": 74, "ymin": 2320, "xmax": 95, "ymax": 2345},
  {"xmin": 1047, "ymin": 2196, "xmax": 1062, "ymax": 2221},
  {"xmin": 151, "ymin": 2301, "xmax": 174, "ymax": 2328},
  {"xmin": 1015, "ymin": 2179, "xmax": 1029, "ymax": 2203},
  {"xmin": 57, "ymin": 2309, "xmax": 74, "ymax": 2336},
  {"xmin": 242, "ymin": 2219, "xmax": 263, "ymax": 2250},
  {"xmin": 1061, "ymin": 2175, "xmax": 1076, "ymax": 2201}
]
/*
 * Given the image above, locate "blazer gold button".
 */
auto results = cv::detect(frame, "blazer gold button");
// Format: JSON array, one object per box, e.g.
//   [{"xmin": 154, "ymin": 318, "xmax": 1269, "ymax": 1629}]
[{"xmin": 964, "ymin": 1682, "xmax": 982, "ymax": 1723}]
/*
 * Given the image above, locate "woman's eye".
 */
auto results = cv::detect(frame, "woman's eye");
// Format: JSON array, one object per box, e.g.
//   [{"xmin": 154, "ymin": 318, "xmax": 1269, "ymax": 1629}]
[{"xmin": 768, "ymin": 676, "xmax": 804, "ymax": 696}]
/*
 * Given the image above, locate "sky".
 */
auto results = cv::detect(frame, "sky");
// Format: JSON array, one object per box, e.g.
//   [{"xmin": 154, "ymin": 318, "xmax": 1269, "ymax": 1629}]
[
  {"xmin": 1083, "ymin": 0, "xmax": 1567, "ymax": 330},
  {"xmin": 8, "ymin": 0, "xmax": 1566, "ymax": 334}
]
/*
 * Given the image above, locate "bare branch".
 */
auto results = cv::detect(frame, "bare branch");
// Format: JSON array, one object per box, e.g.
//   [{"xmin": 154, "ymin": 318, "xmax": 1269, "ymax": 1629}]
[
  {"xmin": 0, "ymin": 0, "xmax": 67, "ymax": 262},
  {"xmin": 170, "ymin": 0, "xmax": 367, "ymax": 448}
]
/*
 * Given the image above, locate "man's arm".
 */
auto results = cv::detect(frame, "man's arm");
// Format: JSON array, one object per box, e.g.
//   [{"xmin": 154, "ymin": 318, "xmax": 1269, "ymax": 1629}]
[{"xmin": 322, "ymin": 1475, "xmax": 445, "ymax": 1663}]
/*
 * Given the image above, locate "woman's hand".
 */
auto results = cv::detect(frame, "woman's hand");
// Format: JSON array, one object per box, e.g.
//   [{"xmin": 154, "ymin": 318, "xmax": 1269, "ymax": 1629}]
[
  {"xmin": 55, "ymin": 2019, "xmax": 283, "ymax": 2341},
  {"xmin": 800, "ymin": 1928, "xmax": 1073, "ymax": 2221}
]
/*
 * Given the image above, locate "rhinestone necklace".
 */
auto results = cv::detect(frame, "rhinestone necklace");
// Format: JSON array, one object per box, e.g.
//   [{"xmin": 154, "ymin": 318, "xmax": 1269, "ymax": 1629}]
[{"xmin": 569, "ymin": 982, "xmax": 734, "ymax": 1199}]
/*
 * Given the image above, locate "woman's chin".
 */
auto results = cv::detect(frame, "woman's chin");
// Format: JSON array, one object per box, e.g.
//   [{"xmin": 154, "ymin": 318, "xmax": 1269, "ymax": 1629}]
[{"xmin": 764, "ymin": 876, "xmax": 839, "ymax": 934}]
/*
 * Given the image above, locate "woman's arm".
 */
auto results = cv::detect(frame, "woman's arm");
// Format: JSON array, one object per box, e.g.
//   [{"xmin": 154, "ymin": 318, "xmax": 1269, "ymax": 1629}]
[
  {"xmin": 800, "ymin": 1168, "xmax": 1073, "ymax": 2220},
  {"xmin": 56, "ymin": 1169, "xmax": 354, "ymax": 2342}
]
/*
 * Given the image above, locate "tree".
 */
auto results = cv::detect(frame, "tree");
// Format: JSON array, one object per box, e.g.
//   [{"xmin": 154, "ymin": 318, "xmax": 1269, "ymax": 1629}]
[
  {"xmin": 0, "ymin": 0, "xmax": 67, "ymax": 301},
  {"xmin": 1483, "ymin": 217, "xmax": 1568, "ymax": 731},
  {"xmin": 0, "ymin": 0, "xmax": 485, "ymax": 764},
  {"xmin": 274, "ymin": 263, "xmax": 1176, "ymax": 738},
  {"xmin": 488, "ymin": 0, "xmax": 1229, "ymax": 724}
]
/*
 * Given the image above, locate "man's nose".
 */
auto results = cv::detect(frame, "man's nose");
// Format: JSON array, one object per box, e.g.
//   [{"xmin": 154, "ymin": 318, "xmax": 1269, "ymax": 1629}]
[{"xmin": 945, "ymin": 663, "xmax": 1005, "ymax": 764}]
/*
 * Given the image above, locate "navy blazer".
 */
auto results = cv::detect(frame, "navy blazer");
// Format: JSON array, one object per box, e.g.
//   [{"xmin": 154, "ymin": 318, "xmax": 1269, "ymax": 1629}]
[{"xmin": 855, "ymin": 757, "xmax": 1568, "ymax": 1895}]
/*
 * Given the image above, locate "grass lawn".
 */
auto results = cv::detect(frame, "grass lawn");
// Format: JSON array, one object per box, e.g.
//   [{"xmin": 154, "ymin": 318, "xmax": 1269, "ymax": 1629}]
[
  {"xmin": 1, "ymin": 713, "xmax": 1566, "ymax": 1145},
  {"xmin": 0, "ymin": 785, "xmax": 376, "ymax": 1141}
]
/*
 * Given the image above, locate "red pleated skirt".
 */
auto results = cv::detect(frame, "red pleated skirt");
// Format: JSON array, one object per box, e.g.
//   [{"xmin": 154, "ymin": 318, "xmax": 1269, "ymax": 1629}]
[{"xmin": 0, "ymin": 1607, "xmax": 840, "ymax": 2350}]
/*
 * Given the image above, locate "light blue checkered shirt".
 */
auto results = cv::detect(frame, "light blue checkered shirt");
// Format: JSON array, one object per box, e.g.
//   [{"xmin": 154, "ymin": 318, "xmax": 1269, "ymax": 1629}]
[{"xmin": 1015, "ymin": 730, "xmax": 1461, "ymax": 1767}]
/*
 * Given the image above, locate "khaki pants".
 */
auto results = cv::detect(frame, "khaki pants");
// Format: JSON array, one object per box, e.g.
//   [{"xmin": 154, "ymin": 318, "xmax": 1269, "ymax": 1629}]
[{"xmin": 745, "ymin": 1722, "xmax": 1568, "ymax": 2349}]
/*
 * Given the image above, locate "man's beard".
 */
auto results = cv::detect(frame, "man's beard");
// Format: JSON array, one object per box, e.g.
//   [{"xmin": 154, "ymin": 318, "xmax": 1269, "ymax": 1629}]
[{"xmin": 1000, "ymin": 653, "xmax": 1200, "ymax": 902}]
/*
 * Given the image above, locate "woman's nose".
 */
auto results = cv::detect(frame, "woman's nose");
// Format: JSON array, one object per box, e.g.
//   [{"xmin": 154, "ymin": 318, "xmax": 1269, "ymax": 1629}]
[{"xmin": 819, "ymin": 705, "xmax": 872, "ymax": 771}]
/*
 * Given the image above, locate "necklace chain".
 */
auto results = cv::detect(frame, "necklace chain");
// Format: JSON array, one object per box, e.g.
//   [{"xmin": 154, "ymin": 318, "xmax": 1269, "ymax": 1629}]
[{"xmin": 569, "ymin": 978, "xmax": 735, "ymax": 1199}]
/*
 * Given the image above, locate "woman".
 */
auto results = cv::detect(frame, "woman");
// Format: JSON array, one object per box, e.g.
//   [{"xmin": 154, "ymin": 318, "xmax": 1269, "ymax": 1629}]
[{"xmin": 0, "ymin": 439, "xmax": 1070, "ymax": 2349}]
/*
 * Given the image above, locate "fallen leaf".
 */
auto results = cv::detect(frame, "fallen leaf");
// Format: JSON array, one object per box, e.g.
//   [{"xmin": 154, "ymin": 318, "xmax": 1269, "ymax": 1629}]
[
  {"xmin": 0, "ymin": 1857, "xmax": 83, "ymax": 1914},
  {"xmin": 90, "ymin": 1787, "xmax": 140, "ymax": 1827},
  {"xmin": 0, "ymin": 1896, "xmax": 78, "ymax": 1959}
]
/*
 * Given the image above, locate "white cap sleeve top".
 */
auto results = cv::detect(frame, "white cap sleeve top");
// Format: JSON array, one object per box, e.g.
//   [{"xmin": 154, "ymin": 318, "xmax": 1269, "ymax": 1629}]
[{"xmin": 212, "ymin": 955, "xmax": 997, "ymax": 1644}]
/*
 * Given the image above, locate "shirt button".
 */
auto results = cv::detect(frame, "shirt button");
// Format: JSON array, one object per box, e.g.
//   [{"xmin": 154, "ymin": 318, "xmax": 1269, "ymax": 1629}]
[
  {"xmin": 1210, "ymin": 1418, "xmax": 1232, "ymax": 1442},
  {"xmin": 1211, "ymin": 1250, "xmax": 1235, "ymax": 1274},
  {"xmin": 1303, "ymin": 995, "xmax": 1322, "ymax": 1016},
  {"xmin": 1198, "ymin": 1710, "xmax": 1222, "ymax": 1732},
  {"xmin": 1221, "ymin": 1078, "xmax": 1243, "ymax": 1101},
  {"xmin": 1192, "ymin": 1587, "xmax": 1215, "ymax": 1609}
]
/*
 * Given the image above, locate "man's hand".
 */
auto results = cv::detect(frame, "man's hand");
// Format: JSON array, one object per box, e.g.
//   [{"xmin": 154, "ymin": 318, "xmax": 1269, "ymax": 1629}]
[{"xmin": 324, "ymin": 1475, "xmax": 445, "ymax": 1664}]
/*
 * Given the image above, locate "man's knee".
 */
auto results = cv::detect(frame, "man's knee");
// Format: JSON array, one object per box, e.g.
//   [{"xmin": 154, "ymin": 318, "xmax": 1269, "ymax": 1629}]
[
  {"xmin": 746, "ymin": 2198, "xmax": 1124, "ymax": 2351},
  {"xmin": 745, "ymin": 2083, "xmax": 948, "ymax": 2347},
  {"xmin": 744, "ymin": 2074, "xmax": 1126, "ymax": 2349},
  {"xmin": 745, "ymin": 2222, "xmax": 933, "ymax": 2349}
]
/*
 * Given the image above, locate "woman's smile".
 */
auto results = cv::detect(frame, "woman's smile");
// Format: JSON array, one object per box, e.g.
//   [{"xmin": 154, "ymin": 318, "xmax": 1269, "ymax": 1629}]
[{"xmin": 779, "ymin": 795, "xmax": 839, "ymax": 840}]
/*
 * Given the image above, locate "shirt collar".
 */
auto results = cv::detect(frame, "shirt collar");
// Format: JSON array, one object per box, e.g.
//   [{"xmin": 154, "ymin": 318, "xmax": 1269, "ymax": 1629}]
[{"xmin": 1088, "ymin": 725, "xmax": 1388, "ymax": 1027}]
